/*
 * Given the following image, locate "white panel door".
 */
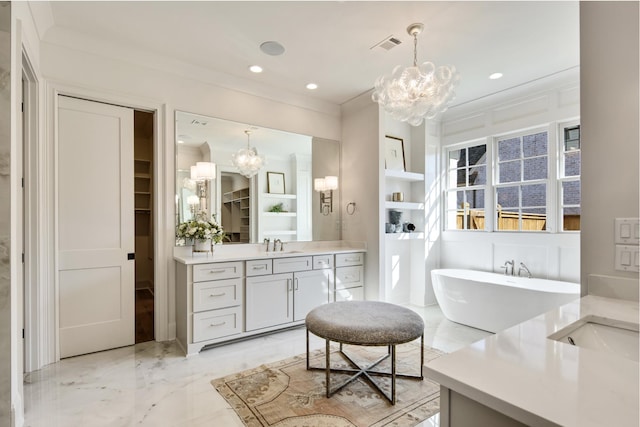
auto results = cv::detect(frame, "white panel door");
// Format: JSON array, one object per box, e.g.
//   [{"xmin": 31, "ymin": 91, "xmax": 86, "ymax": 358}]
[{"xmin": 57, "ymin": 96, "xmax": 134, "ymax": 358}]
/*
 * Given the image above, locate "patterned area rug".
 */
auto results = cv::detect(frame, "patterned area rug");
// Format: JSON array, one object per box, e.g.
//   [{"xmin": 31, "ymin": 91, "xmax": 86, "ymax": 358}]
[{"xmin": 212, "ymin": 343, "xmax": 444, "ymax": 427}]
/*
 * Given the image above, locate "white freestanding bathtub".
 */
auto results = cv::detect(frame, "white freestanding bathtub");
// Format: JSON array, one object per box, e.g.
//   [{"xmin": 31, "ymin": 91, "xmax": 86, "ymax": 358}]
[{"xmin": 431, "ymin": 269, "xmax": 580, "ymax": 333}]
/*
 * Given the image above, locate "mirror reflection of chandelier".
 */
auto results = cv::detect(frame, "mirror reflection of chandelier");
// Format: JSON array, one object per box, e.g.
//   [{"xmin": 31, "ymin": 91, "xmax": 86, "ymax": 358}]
[{"xmin": 232, "ymin": 129, "xmax": 265, "ymax": 178}]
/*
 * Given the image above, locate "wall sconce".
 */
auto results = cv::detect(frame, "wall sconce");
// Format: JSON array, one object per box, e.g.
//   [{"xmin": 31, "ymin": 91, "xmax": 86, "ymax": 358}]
[
  {"xmin": 314, "ymin": 175, "xmax": 338, "ymax": 215},
  {"xmin": 189, "ymin": 161, "xmax": 216, "ymax": 214},
  {"xmin": 186, "ymin": 194, "xmax": 200, "ymax": 215}
]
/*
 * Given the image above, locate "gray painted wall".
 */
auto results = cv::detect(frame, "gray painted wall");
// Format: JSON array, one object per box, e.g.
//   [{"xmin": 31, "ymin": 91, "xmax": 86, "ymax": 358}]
[{"xmin": 580, "ymin": 1, "xmax": 640, "ymax": 299}]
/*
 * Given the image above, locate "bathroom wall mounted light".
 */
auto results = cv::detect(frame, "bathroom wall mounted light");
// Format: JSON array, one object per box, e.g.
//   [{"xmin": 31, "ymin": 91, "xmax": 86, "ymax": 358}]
[
  {"xmin": 232, "ymin": 130, "xmax": 265, "ymax": 178},
  {"xmin": 372, "ymin": 23, "xmax": 459, "ymax": 126},
  {"xmin": 314, "ymin": 175, "xmax": 338, "ymax": 215},
  {"xmin": 190, "ymin": 161, "xmax": 216, "ymax": 181},
  {"xmin": 189, "ymin": 161, "xmax": 216, "ymax": 214}
]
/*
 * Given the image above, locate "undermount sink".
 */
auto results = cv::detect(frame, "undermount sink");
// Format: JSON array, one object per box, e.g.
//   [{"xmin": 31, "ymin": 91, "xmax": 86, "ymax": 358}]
[
  {"xmin": 270, "ymin": 250, "xmax": 304, "ymax": 256},
  {"xmin": 548, "ymin": 315, "xmax": 639, "ymax": 362}
]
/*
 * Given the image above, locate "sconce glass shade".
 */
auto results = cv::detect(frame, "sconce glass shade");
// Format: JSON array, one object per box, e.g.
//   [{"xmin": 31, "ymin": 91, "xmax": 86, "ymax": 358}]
[
  {"xmin": 190, "ymin": 162, "xmax": 216, "ymax": 181},
  {"xmin": 196, "ymin": 162, "xmax": 216, "ymax": 180},
  {"xmin": 233, "ymin": 130, "xmax": 265, "ymax": 178},
  {"xmin": 372, "ymin": 23, "xmax": 459, "ymax": 126},
  {"xmin": 324, "ymin": 175, "xmax": 338, "ymax": 191},
  {"xmin": 186, "ymin": 195, "xmax": 200, "ymax": 206},
  {"xmin": 314, "ymin": 178, "xmax": 327, "ymax": 192}
]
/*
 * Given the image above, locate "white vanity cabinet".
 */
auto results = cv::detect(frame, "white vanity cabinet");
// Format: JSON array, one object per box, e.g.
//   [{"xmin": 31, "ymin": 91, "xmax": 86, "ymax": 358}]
[
  {"xmin": 335, "ymin": 252, "xmax": 365, "ymax": 301},
  {"xmin": 176, "ymin": 261, "xmax": 244, "ymax": 355},
  {"xmin": 175, "ymin": 249, "xmax": 364, "ymax": 355},
  {"xmin": 245, "ymin": 256, "xmax": 333, "ymax": 331}
]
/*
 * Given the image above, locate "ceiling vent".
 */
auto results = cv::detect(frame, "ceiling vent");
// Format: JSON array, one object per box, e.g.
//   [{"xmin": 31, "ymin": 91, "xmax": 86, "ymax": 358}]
[{"xmin": 371, "ymin": 35, "xmax": 402, "ymax": 51}]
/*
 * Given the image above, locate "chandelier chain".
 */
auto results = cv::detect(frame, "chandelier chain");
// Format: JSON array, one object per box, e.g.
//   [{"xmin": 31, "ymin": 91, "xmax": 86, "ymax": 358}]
[{"xmin": 413, "ymin": 33, "xmax": 418, "ymax": 67}]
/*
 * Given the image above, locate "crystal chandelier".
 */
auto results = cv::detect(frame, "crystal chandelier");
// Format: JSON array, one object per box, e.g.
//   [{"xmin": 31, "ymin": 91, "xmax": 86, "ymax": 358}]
[
  {"xmin": 232, "ymin": 130, "xmax": 265, "ymax": 178},
  {"xmin": 372, "ymin": 23, "xmax": 459, "ymax": 126}
]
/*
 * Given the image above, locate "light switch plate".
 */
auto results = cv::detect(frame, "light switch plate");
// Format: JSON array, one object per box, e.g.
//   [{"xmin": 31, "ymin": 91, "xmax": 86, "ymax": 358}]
[
  {"xmin": 615, "ymin": 245, "xmax": 640, "ymax": 272},
  {"xmin": 615, "ymin": 218, "xmax": 640, "ymax": 244}
]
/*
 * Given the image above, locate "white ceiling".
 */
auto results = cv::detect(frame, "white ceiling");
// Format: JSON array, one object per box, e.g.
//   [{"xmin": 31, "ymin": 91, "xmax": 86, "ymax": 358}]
[{"xmin": 42, "ymin": 1, "xmax": 580, "ymax": 108}]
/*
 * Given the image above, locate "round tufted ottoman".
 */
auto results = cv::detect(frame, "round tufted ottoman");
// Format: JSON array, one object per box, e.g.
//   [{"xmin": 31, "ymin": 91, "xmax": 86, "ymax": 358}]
[{"xmin": 305, "ymin": 301, "xmax": 425, "ymax": 405}]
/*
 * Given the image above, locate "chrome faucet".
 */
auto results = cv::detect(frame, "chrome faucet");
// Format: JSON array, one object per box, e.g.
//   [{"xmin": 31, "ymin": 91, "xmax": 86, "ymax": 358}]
[
  {"xmin": 264, "ymin": 238, "xmax": 270, "ymax": 252},
  {"xmin": 518, "ymin": 262, "xmax": 532, "ymax": 278},
  {"xmin": 501, "ymin": 259, "xmax": 515, "ymax": 276},
  {"xmin": 274, "ymin": 238, "xmax": 282, "ymax": 252}
]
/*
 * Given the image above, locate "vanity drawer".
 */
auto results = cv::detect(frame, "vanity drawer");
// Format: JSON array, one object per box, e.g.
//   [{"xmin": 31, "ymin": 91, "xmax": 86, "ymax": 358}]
[
  {"xmin": 246, "ymin": 259, "xmax": 273, "ymax": 276},
  {"xmin": 335, "ymin": 266, "xmax": 364, "ymax": 289},
  {"xmin": 313, "ymin": 254, "xmax": 334, "ymax": 270},
  {"xmin": 335, "ymin": 286, "xmax": 364, "ymax": 302},
  {"xmin": 193, "ymin": 306, "xmax": 242, "ymax": 342},
  {"xmin": 273, "ymin": 256, "xmax": 312, "ymax": 273},
  {"xmin": 193, "ymin": 261, "xmax": 243, "ymax": 282},
  {"xmin": 335, "ymin": 252, "xmax": 364, "ymax": 267},
  {"xmin": 193, "ymin": 278, "xmax": 242, "ymax": 312}
]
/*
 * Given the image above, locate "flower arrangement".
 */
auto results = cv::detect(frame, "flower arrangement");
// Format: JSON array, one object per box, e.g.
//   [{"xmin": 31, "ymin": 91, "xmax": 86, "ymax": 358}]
[{"xmin": 176, "ymin": 211, "xmax": 225, "ymax": 244}]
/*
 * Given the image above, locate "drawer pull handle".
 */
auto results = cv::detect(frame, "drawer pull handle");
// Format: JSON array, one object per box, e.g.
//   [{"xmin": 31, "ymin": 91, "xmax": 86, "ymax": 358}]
[
  {"xmin": 210, "ymin": 321, "xmax": 226, "ymax": 327},
  {"xmin": 345, "ymin": 258, "xmax": 360, "ymax": 262},
  {"xmin": 344, "ymin": 275, "xmax": 355, "ymax": 280},
  {"xmin": 252, "ymin": 265, "xmax": 266, "ymax": 270},
  {"xmin": 208, "ymin": 270, "xmax": 226, "ymax": 274},
  {"xmin": 209, "ymin": 293, "xmax": 226, "ymax": 297}
]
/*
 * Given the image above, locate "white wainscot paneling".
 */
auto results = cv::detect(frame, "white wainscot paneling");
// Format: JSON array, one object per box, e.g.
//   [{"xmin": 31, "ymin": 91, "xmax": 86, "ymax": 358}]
[
  {"xmin": 442, "ymin": 113, "xmax": 486, "ymax": 138},
  {"xmin": 559, "ymin": 246, "xmax": 581, "ymax": 283},
  {"xmin": 492, "ymin": 95, "xmax": 550, "ymax": 125},
  {"xmin": 384, "ymin": 239, "xmax": 412, "ymax": 305},
  {"xmin": 440, "ymin": 239, "xmax": 492, "ymax": 271},
  {"xmin": 493, "ymin": 243, "xmax": 549, "ymax": 279}
]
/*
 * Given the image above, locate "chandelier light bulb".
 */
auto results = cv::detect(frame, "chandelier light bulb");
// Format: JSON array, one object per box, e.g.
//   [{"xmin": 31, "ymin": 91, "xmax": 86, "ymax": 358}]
[{"xmin": 372, "ymin": 23, "xmax": 460, "ymax": 126}]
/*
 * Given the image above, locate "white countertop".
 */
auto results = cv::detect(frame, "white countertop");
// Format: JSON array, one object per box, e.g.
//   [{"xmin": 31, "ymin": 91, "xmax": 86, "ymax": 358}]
[
  {"xmin": 425, "ymin": 295, "xmax": 640, "ymax": 427},
  {"xmin": 173, "ymin": 240, "xmax": 366, "ymax": 265}
]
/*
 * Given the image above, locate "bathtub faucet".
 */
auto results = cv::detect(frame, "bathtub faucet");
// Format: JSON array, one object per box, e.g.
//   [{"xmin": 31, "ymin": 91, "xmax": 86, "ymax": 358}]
[
  {"xmin": 518, "ymin": 262, "xmax": 532, "ymax": 278},
  {"xmin": 501, "ymin": 260, "xmax": 515, "ymax": 276}
]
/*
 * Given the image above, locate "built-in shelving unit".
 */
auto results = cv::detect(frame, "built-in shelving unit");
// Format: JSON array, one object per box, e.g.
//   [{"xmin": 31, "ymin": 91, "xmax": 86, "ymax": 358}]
[
  {"xmin": 222, "ymin": 187, "xmax": 250, "ymax": 243},
  {"xmin": 384, "ymin": 169, "xmax": 425, "ymax": 237},
  {"xmin": 378, "ymin": 120, "xmax": 428, "ymax": 305},
  {"xmin": 134, "ymin": 159, "xmax": 152, "ymax": 214},
  {"xmin": 259, "ymin": 192, "xmax": 298, "ymax": 241}
]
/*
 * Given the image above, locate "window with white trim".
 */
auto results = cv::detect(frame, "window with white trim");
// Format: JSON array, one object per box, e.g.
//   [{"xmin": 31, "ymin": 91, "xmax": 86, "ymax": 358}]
[
  {"xmin": 495, "ymin": 130, "xmax": 548, "ymax": 231},
  {"xmin": 445, "ymin": 142, "xmax": 487, "ymax": 230},
  {"xmin": 559, "ymin": 123, "xmax": 581, "ymax": 231},
  {"xmin": 444, "ymin": 122, "xmax": 580, "ymax": 233}
]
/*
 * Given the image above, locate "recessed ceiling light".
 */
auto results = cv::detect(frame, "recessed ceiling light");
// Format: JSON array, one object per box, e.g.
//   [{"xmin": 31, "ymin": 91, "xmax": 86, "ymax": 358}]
[
  {"xmin": 249, "ymin": 65, "xmax": 263, "ymax": 73},
  {"xmin": 260, "ymin": 41, "xmax": 285, "ymax": 56},
  {"xmin": 306, "ymin": 83, "xmax": 318, "ymax": 90},
  {"xmin": 489, "ymin": 72, "xmax": 503, "ymax": 80}
]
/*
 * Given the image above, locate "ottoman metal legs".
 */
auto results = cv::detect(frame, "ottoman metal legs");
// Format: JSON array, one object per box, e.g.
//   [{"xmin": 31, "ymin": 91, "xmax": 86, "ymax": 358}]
[{"xmin": 306, "ymin": 328, "xmax": 424, "ymax": 405}]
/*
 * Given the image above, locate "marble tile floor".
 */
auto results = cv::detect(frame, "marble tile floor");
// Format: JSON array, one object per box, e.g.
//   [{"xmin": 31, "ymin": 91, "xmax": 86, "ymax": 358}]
[{"xmin": 23, "ymin": 304, "xmax": 492, "ymax": 427}]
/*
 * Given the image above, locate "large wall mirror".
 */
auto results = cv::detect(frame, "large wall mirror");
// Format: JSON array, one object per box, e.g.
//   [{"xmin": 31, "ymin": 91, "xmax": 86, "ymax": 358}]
[{"xmin": 175, "ymin": 111, "xmax": 341, "ymax": 245}]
